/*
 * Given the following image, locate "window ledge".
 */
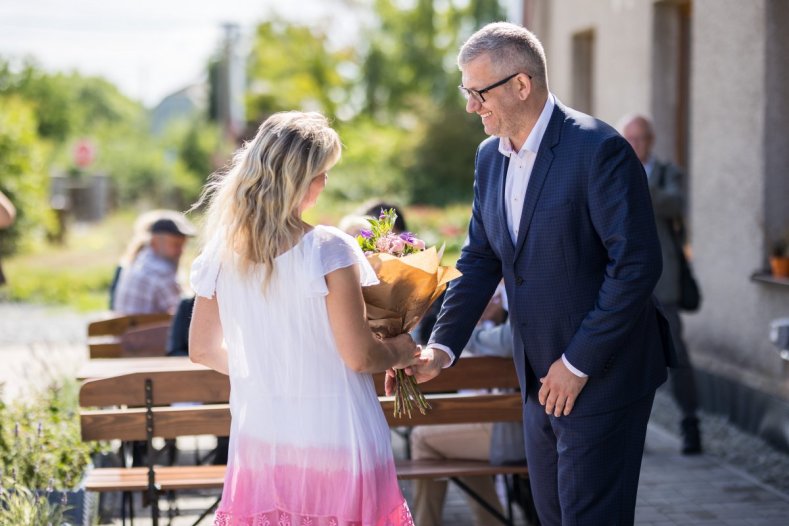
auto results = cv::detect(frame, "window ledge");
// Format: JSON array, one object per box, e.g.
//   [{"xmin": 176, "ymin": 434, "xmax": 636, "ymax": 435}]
[{"xmin": 751, "ymin": 271, "xmax": 789, "ymax": 287}]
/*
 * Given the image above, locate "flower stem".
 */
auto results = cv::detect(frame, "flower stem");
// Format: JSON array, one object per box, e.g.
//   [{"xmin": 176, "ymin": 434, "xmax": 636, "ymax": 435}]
[{"xmin": 392, "ymin": 370, "xmax": 431, "ymax": 418}]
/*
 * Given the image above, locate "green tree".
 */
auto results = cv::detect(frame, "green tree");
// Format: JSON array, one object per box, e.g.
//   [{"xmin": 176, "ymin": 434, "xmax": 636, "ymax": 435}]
[
  {"xmin": 0, "ymin": 96, "xmax": 53, "ymax": 257},
  {"xmin": 360, "ymin": 0, "xmax": 504, "ymax": 118},
  {"xmin": 405, "ymin": 99, "xmax": 488, "ymax": 205},
  {"xmin": 0, "ymin": 59, "xmax": 143, "ymax": 142},
  {"xmin": 161, "ymin": 117, "xmax": 227, "ymax": 208},
  {"xmin": 246, "ymin": 20, "xmax": 356, "ymax": 120},
  {"xmin": 243, "ymin": 1, "xmax": 505, "ymax": 207},
  {"xmin": 357, "ymin": 0, "xmax": 504, "ymax": 203},
  {"xmin": 1, "ymin": 57, "xmax": 229, "ymax": 213}
]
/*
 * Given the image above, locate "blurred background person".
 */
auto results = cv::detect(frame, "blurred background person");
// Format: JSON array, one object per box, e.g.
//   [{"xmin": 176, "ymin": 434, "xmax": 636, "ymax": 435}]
[
  {"xmin": 113, "ymin": 210, "xmax": 196, "ymax": 315},
  {"xmin": 338, "ymin": 214, "xmax": 373, "ymax": 237},
  {"xmin": 0, "ymin": 189, "xmax": 15, "ymax": 229},
  {"xmin": 0, "ymin": 189, "xmax": 16, "ymax": 286},
  {"xmin": 619, "ymin": 113, "xmax": 702, "ymax": 455},
  {"xmin": 359, "ymin": 200, "xmax": 408, "ymax": 233}
]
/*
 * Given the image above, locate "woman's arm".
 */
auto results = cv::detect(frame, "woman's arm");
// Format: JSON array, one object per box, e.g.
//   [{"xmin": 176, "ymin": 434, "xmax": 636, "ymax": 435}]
[
  {"xmin": 0, "ymin": 190, "xmax": 16, "ymax": 229},
  {"xmin": 189, "ymin": 295, "xmax": 229, "ymax": 375},
  {"xmin": 325, "ymin": 264, "xmax": 421, "ymax": 373}
]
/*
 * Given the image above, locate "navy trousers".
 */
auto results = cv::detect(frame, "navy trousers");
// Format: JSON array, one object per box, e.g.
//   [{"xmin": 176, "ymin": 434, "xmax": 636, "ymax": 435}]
[{"xmin": 523, "ymin": 390, "xmax": 655, "ymax": 526}]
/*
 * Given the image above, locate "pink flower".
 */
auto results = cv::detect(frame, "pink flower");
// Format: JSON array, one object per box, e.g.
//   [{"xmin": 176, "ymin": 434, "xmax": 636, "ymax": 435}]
[
  {"xmin": 376, "ymin": 236, "xmax": 391, "ymax": 253},
  {"xmin": 412, "ymin": 238, "xmax": 425, "ymax": 250},
  {"xmin": 390, "ymin": 238, "xmax": 406, "ymax": 254}
]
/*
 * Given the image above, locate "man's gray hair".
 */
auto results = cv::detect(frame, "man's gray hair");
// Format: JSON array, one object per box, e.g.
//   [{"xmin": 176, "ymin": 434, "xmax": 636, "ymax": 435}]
[{"xmin": 458, "ymin": 22, "xmax": 548, "ymax": 89}]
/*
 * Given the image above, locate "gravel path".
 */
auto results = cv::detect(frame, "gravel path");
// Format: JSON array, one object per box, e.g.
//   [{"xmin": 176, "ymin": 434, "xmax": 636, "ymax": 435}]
[
  {"xmin": 0, "ymin": 302, "xmax": 91, "ymax": 346},
  {"xmin": 0, "ymin": 301, "xmax": 93, "ymax": 398}
]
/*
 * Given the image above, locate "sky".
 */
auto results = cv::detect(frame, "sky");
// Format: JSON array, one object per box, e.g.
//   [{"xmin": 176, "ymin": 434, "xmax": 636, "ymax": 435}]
[
  {"xmin": 0, "ymin": 0, "xmax": 363, "ymax": 107},
  {"xmin": 0, "ymin": 0, "xmax": 521, "ymax": 108}
]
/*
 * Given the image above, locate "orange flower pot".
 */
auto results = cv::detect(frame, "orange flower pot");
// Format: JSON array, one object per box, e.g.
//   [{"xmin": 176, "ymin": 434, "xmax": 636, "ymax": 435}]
[{"xmin": 770, "ymin": 256, "xmax": 789, "ymax": 278}]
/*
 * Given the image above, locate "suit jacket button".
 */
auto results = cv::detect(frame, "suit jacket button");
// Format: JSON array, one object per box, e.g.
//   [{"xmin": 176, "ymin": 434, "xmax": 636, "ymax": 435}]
[{"xmin": 515, "ymin": 276, "xmax": 523, "ymax": 286}]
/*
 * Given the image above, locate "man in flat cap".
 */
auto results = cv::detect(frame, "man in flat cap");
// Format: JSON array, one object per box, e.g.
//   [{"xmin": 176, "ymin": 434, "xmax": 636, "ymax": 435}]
[{"xmin": 114, "ymin": 210, "xmax": 196, "ymax": 315}]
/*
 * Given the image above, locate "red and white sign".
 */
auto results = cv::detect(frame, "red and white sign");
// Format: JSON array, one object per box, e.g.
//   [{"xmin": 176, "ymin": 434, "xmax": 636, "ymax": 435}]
[{"xmin": 73, "ymin": 139, "xmax": 96, "ymax": 169}]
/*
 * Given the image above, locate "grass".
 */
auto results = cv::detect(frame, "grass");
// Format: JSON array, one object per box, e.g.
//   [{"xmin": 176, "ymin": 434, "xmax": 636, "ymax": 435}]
[
  {"xmin": 2, "ymin": 211, "xmax": 139, "ymax": 311},
  {"xmin": 1, "ymin": 202, "xmax": 472, "ymax": 311}
]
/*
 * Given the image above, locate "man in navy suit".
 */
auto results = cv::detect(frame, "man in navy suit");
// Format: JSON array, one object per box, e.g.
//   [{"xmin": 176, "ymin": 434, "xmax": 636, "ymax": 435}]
[{"xmin": 395, "ymin": 22, "xmax": 677, "ymax": 525}]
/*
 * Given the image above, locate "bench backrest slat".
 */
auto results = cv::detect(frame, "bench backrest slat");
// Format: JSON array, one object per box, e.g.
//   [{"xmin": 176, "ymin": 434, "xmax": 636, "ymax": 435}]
[
  {"xmin": 88, "ymin": 313, "xmax": 172, "ymax": 337},
  {"xmin": 373, "ymin": 356, "xmax": 519, "ymax": 394},
  {"xmin": 381, "ymin": 392, "xmax": 522, "ymax": 426},
  {"xmin": 79, "ymin": 369, "xmax": 230, "ymax": 407},
  {"xmin": 81, "ymin": 405, "xmax": 231, "ymax": 441}
]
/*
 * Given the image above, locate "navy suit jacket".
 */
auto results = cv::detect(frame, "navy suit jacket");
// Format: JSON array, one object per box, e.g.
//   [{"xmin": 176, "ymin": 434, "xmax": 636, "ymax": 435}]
[{"xmin": 430, "ymin": 99, "xmax": 676, "ymax": 416}]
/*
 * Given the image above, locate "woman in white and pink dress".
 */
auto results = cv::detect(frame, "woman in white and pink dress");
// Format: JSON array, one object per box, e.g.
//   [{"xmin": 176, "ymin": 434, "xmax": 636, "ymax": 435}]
[{"xmin": 188, "ymin": 111, "xmax": 421, "ymax": 526}]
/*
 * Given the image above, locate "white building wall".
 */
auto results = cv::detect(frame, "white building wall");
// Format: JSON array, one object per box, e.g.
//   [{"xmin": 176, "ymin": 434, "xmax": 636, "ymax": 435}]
[
  {"xmin": 526, "ymin": 0, "xmax": 789, "ymax": 401},
  {"xmin": 530, "ymin": 0, "xmax": 653, "ymax": 126},
  {"xmin": 686, "ymin": 0, "xmax": 789, "ymax": 398}
]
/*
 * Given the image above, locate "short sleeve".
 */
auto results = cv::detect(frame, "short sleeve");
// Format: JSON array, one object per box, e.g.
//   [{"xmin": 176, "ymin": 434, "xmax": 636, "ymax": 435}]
[
  {"xmin": 307, "ymin": 226, "xmax": 379, "ymax": 296},
  {"xmin": 190, "ymin": 233, "xmax": 223, "ymax": 298}
]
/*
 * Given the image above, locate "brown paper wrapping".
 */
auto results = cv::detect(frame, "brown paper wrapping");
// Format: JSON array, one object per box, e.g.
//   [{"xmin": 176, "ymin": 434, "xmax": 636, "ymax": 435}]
[{"xmin": 363, "ymin": 246, "xmax": 462, "ymax": 338}]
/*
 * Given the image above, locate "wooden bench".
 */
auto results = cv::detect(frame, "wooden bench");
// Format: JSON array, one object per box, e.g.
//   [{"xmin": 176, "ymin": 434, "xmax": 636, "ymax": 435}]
[
  {"xmin": 87, "ymin": 313, "xmax": 172, "ymax": 358},
  {"xmin": 79, "ymin": 356, "xmax": 529, "ymax": 525}
]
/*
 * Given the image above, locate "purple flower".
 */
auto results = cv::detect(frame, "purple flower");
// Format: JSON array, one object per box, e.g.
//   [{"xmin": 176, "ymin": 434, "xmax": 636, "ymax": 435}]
[
  {"xmin": 360, "ymin": 229, "xmax": 373, "ymax": 239},
  {"xmin": 399, "ymin": 232, "xmax": 416, "ymax": 244}
]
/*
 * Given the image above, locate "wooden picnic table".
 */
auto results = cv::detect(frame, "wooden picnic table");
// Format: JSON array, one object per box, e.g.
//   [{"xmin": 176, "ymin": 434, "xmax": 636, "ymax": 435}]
[{"xmin": 77, "ymin": 356, "xmax": 206, "ymax": 381}]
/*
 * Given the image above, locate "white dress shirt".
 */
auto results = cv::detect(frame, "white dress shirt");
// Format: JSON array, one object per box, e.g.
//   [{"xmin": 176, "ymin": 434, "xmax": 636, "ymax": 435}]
[{"xmin": 500, "ymin": 93, "xmax": 555, "ymax": 243}]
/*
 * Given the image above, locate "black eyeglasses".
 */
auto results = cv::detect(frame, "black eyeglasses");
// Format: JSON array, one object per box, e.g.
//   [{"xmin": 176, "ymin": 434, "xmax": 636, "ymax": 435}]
[{"xmin": 458, "ymin": 72, "xmax": 531, "ymax": 103}]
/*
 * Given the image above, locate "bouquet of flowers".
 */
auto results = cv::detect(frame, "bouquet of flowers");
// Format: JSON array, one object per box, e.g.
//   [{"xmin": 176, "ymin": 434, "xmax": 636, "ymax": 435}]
[{"xmin": 357, "ymin": 209, "xmax": 461, "ymax": 418}]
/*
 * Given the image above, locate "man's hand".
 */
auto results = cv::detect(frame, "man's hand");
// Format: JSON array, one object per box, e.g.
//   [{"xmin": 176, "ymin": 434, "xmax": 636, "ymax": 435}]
[
  {"xmin": 539, "ymin": 357, "xmax": 588, "ymax": 416},
  {"xmin": 384, "ymin": 346, "xmax": 450, "ymax": 395}
]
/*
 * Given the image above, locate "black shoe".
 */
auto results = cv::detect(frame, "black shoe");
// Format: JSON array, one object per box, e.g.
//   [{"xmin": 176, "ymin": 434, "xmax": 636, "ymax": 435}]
[{"xmin": 681, "ymin": 417, "xmax": 702, "ymax": 455}]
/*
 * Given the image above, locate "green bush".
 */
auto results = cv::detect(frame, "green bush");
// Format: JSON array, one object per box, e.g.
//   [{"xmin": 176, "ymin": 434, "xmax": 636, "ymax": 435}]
[
  {"xmin": 0, "ymin": 482, "xmax": 70, "ymax": 526},
  {"xmin": 0, "ymin": 381, "xmax": 95, "ymax": 491}
]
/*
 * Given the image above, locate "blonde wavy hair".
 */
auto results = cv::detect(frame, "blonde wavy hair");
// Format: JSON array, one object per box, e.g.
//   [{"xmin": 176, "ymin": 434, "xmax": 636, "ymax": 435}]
[{"xmin": 194, "ymin": 111, "xmax": 341, "ymax": 289}]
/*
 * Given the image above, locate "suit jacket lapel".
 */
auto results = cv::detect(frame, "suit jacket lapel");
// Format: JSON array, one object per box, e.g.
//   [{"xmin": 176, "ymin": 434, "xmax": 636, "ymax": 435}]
[
  {"xmin": 513, "ymin": 104, "xmax": 564, "ymax": 261},
  {"xmin": 497, "ymin": 154, "xmax": 515, "ymax": 262}
]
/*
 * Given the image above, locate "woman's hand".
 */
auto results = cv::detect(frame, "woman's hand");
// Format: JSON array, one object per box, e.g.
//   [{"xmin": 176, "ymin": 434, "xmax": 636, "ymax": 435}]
[{"xmin": 382, "ymin": 333, "xmax": 422, "ymax": 369}]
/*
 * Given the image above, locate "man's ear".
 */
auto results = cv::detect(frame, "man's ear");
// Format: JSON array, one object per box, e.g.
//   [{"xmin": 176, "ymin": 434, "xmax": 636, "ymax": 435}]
[{"xmin": 516, "ymin": 74, "xmax": 532, "ymax": 100}]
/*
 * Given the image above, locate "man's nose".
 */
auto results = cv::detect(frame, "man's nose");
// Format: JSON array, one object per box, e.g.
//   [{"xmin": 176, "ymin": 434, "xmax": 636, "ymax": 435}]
[{"xmin": 465, "ymin": 96, "xmax": 480, "ymax": 114}]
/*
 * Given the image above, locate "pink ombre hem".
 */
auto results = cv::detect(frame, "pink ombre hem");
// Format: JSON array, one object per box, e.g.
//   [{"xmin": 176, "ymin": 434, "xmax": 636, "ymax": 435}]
[
  {"xmin": 215, "ymin": 438, "xmax": 408, "ymax": 526},
  {"xmin": 214, "ymin": 500, "xmax": 413, "ymax": 526}
]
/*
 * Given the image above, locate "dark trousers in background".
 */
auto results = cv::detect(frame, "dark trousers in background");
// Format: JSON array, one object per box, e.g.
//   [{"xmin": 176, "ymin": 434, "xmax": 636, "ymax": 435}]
[{"xmin": 663, "ymin": 303, "xmax": 700, "ymax": 422}]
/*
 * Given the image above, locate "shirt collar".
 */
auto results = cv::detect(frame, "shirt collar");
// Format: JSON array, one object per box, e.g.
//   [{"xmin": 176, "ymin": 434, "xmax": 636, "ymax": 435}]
[
  {"xmin": 643, "ymin": 156, "xmax": 656, "ymax": 178},
  {"xmin": 498, "ymin": 92, "xmax": 556, "ymax": 158}
]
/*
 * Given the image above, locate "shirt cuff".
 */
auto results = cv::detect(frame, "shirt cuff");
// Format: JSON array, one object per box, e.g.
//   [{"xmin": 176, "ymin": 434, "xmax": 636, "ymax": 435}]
[
  {"xmin": 562, "ymin": 354, "xmax": 588, "ymax": 377},
  {"xmin": 427, "ymin": 343, "xmax": 455, "ymax": 368}
]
